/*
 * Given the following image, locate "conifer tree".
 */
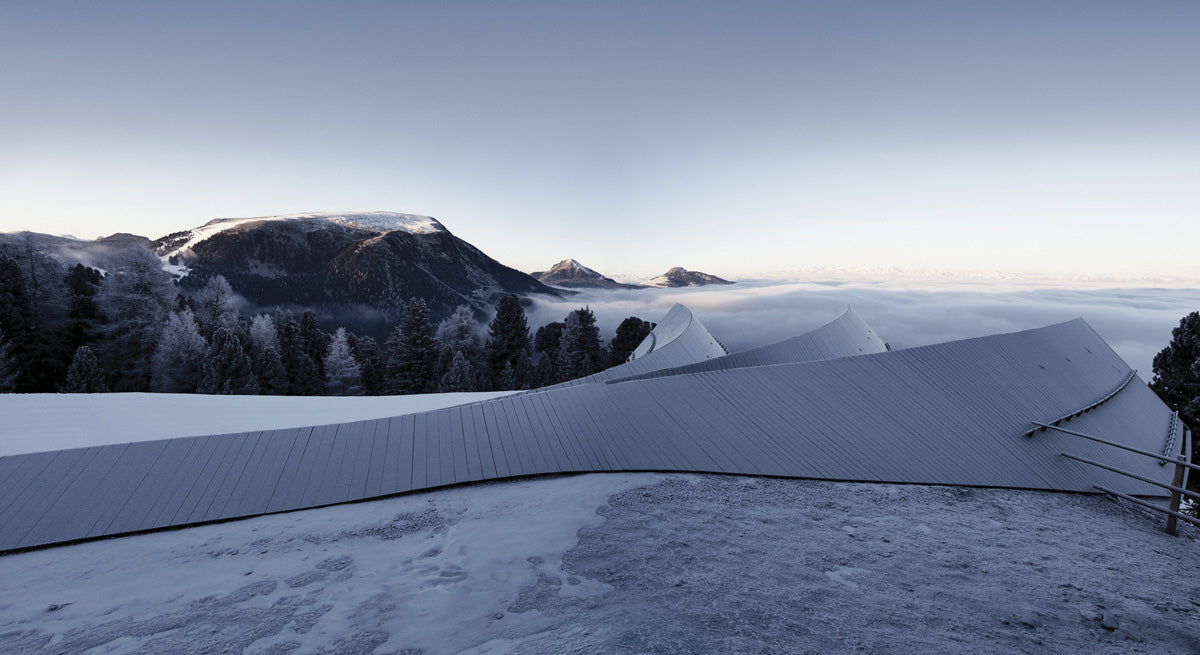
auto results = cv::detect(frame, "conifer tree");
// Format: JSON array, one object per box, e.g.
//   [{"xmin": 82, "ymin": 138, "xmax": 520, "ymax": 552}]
[
  {"xmin": 192, "ymin": 274, "xmax": 239, "ymax": 340},
  {"xmin": 9, "ymin": 237, "xmax": 73, "ymax": 391},
  {"xmin": 275, "ymin": 308, "xmax": 322, "ymax": 395},
  {"xmin": 437, "ymin": 305, "xmax": 483, "ymax": 367},
  {"xmin": 247, "ymin": 313, "xmax": 280, "ymax": 359},
  {"xmin": 610, "ymin": 316, "xmax": 654, "ymax": 366},
  {"xmin": 352, "ymin": 335, "xmax": 385, "ymax": 395},
  {"xmin": 533, "ymin": 320, "xmax": 565, "ymax": 382},
  {"xmin": 324, "ymin": 327, "xmax": 364, "ymax": 396},
  {"xmin": 299, "ymin": 309, "xmax": 330, "ymax": 378},
  {"xmin": 64, "ymin": 263, "xmax": 102, "ymax": 353},
  {"xmin": 199, "ymin": 327, "xmax": 259, "ymax": 395},
  {"xmin": 150, "ymin": 308, "xmax": 206, "ymax": 393},
  {"xmin": 484, "ymin": 294, "xmax": 532, "ymax": 390},
  {"xmin": 439, "ymin": 350, "xmax": 475, "ymax": 392},
  {"xmin": 60, "ymin": 345, "xmax": 109, "ymax": 393},
  {"xmin": 1151, "ymin": 311, "xmax": 1200, "ymax": 486},
  {"xmin": 557, "ymin": 307, "xmax": 605, "ymax": 381},
  {"xmin": 385, "ymin": 298, "xmax": 439, "ymax": 394},
  {"xmin": 0, "ymin": 253, "xmax": 32, "ymax": 389},
  {"xmin": 533, "ymin": 351, "xmax": 556, "ymax": 388},
  {"xmin": 95, "ymin": 247, "xmax": 176, "ymax": 392},
  {"xmin": 0, "ymin": 327, "xmax": 18, "ymax": 393},
  {"xmin": 254, "ymin": 346, "xmax": 290, "ymax": 395}
]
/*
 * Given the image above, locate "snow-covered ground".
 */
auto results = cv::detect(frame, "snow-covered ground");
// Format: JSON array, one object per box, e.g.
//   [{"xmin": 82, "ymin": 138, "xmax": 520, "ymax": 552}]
[
  {"xmin": 0, "ymin": 392, "xmax": 511, "ymax": 456},
  {"xmin": 1, "ymin": 393, "xmax": 1197, "ymax": 653},
  {"xmin": 1, "ymin": 474, "xmax": 1196, "ymax": 654}
]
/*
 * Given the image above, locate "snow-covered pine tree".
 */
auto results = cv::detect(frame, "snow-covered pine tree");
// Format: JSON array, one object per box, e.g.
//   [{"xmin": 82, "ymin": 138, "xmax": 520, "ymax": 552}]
[
  {"xmin": 95, "ymin": 247, "xmax": 177, "ymax": 392},
  {"xmin": 436, "ymin": 305, "xmax": 483, "ymax": 368},
  {"xmin": 439, "ymin": 350, "xmax": 474, "ymax": 392},
  {"xmin": 484, "ymin": 294, "xmax": 532, "ymax": 390},
  {"xmin": 352, "ymin": 335, "xmax": 385, "ymax": 395},
  {"xmin": 198, "ymin": 327, "xmax": 259, "ymax": 395},
  {"xmin": 385, "ymin": 298, "xmax": 439, "ymax": 394},
  {"xmin": 247, "ymin": 313, "xmax": 280, "ymax": 359},
  {"xmin": 60, "ymin": 345, "xmax": 109, "ymax": 393},
  {"xmin": 254, "ymin": 346, "xmax": 289, "ymax": 395},
  {"xmin": 192, "ymin": 275, "xmax": 239, "ymax": 340},
  {"xmin": 150, "ymin": 308, "xmax": 207, "ymax": 393},
  {"xmin": 0, "ymin": 326, "xmax": 18, "ymax": 392},
  {"xmin": 324, "ymin": 327, "xmax": 364, "ymax": 396}
]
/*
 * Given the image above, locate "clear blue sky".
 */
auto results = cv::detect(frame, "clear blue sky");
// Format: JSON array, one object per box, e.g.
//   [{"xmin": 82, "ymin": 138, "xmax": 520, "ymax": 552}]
[{"xmin": 2, "ymin": 1, "xmax": 1197, "ymax": 281}]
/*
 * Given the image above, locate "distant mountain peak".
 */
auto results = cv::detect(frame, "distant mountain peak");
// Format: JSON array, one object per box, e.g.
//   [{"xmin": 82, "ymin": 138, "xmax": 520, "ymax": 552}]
[
  {"xmin": 532, "ymin": 259, "xmax": 645, "ymax": 290},
  {"xmin": 645, "ymin": 267, "xmax": 733, "ymax": 288},
  {"xmin": 545, "ymin": 259, "xmax": 602, "ymax": 279}
]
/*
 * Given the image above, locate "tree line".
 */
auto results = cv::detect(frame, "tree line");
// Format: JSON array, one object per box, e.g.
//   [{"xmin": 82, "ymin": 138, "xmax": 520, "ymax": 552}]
[{"xmin": 0, "ymin": 242, "xmax": 655, "ymax": 396}]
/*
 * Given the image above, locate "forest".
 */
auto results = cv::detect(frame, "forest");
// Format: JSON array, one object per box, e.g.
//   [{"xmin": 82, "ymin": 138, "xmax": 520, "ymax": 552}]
[{"xmin": 0, "ymin": 241, "xmax": 653, "ymax": 396}]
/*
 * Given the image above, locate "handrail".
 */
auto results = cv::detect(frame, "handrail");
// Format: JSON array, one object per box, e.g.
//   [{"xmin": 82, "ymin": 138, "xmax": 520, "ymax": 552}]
[
  {"xmin": 1093, "ymin": 485, "xmax": 1200, "ymax": 529},
  {"xmin": 1060, "ymin": 452, "xmax": 1200, "ymax": 502},
  {"xmin": 1034, "ymin": 420, "xmax": 1197, "ymax": 535},
  {"xmin": 1024, "ymin": 369, "xmax": 1138, "ymax": 437},
  {"xmin": 1031, "ymin": 422, "xmax": 1200, "ymax": 473}
]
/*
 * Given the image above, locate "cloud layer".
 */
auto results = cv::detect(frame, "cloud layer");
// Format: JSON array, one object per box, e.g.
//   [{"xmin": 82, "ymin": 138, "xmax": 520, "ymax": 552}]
[{"xmin": 526, "ymin": 281, "xmax": 1200, "ymax": 379}]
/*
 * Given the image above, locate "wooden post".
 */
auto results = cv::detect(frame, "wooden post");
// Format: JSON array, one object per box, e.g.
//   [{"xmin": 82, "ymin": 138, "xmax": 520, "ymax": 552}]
[{"xmin": 1166, "ymin": 455, "xmax": 1187, "ymax": 536}]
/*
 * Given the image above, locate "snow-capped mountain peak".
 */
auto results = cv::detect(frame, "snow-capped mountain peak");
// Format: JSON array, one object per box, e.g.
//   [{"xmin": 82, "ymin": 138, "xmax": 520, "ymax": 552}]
[
  {"xmin": 546, "ymin": 259, "xmax": 601, "ymax": 279},
  {"xmin": 644, "ymin": 267, "xmax": 734, "ymax": 288},
  {"xmin": 156, "ymin": 211, "xmax": 444, "ymax": 261},
  {"xmin": 532, "ymin": 259, "xmax": 647, "ymax": 290}
]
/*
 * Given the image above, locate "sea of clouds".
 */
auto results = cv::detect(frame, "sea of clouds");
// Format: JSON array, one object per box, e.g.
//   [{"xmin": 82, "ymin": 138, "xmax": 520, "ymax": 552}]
[{"xmin": 526, "ymin": 278, "xmax": 1200, "ymax": 379}]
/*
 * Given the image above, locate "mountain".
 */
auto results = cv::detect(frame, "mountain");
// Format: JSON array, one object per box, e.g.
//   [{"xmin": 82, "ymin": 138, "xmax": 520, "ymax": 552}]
[
  {"xmin": 644, "ymin": 267, "xmax": 734, "ymax": 288},
  {"xmin": 153, "ymin": 211, "xmax": 560, "ymax": 337},
  {"xmin": 0, "ymin": 231, "xmax": 151, "ymax": 272},
  {"xmin": 531, "ymin": 259, "xmax": 645, "ymax": 290}
]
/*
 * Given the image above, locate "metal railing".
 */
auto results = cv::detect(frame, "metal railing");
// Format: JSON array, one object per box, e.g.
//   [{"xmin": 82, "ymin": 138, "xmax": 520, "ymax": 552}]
[{"xmin": 1029, "ymin": 420, "xmax": 1196, "ymax": 535}]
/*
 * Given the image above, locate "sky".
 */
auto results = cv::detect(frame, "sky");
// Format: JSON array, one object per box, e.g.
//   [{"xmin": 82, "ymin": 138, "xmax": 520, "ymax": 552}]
[{"xmin": 1, "ymin": 1, "xmax": 1198, "ymax": 282}]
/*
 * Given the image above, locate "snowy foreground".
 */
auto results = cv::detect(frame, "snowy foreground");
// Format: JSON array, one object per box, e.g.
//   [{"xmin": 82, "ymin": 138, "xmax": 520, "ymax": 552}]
[{"xmin": 1, "ymin": 473, "xmax": 1198, "ymax": 654}]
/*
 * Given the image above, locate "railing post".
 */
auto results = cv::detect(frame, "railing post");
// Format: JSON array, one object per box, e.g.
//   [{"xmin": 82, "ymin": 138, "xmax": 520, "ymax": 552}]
[{"xmin": 1166, "ymin": 455, "xmax": 1187, "ymax": 536}]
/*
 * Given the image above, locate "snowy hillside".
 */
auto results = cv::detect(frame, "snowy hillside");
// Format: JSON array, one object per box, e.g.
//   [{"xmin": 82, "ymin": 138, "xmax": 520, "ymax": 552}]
[{"xmin": 155, "ymin": 211, "xmax": 445, "ymax": 262}]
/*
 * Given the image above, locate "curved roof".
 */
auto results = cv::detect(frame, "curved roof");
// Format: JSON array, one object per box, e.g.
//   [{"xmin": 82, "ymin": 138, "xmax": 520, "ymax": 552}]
[
  {"xmin": 0, "ymin": 317, "xmax": 1180, "ymax": 553},
  {"xmin": 546, "ymin": 303, "xmax": 728, "ymax": 388},
  {"xmin": 608, "ymin": 306, "xmax": 886, "ymax": 384}
]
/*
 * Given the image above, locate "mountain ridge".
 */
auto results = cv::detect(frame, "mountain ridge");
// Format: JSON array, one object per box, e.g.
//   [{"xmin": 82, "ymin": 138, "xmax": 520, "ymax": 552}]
[
  {"xmin": 532, "ymin": 258, "xmax": 646, "ymax": 290},
  {"xmin": 644, "ymin": 267, "xmax": 734, "ymax": 288}
]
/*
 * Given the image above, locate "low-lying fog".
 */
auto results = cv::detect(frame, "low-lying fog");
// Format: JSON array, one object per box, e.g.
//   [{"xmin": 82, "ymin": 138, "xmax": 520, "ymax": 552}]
[{"xmin": 526, "ymin": 278, "xmax": 1200, "ymax": 378}]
